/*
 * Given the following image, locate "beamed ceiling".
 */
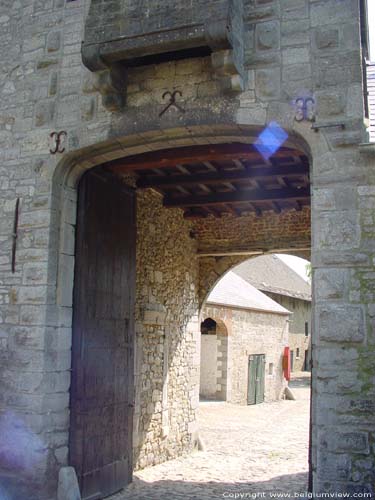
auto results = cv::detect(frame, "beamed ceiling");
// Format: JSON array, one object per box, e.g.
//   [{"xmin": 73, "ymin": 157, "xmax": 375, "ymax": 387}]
[{"xmin": 104, "ymin": 143, "xmax": 310, "ymax": 218}]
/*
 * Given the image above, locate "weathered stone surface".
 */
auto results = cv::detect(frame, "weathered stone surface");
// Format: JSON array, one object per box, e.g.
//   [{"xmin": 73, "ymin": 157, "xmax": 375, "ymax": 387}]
[
  {"xmin": 316, "ymin": 91, "xmax": 346, "ymax": 117},
  {"xmin": 317, "ymin": 305, "xmax": 365, "ymax": 343},
  {"xmin": 256, "ymin": 21, "xmax": 280, "ymax": 50},
  {"xmin": 314, "ymin": 28, "xmax": 339, "ymax": 50},
  {"xmin": 317, "ymin": 450, "xmax": 352, "ymax": 481},
  {"xmin": 315, "ymin": 211, "xmax": 360, "ymax": 251},
  {"xmin": 35, "ymin": 101, "xmax": 55, "ymax": 127},
  {"xmin": 133, "ymin": 190, "xmax": 199, "ymax": 470},
  {"xmin": 255, "ymin": 67, "xmax": 281, "ymax": 99},
  {"xmin": 325, "ymin": 432, "xmax": 370, "ymax": 454},
  {"xmin": 47, "ymin": 30, "xmax": 61, "ymax": 52},
  {"xmin": 202, "ymin": 302, "xmax": 288, "ymax": 403},
  {"xmin": 57, "ymin": 467, "xmax": 81, "ymax": 500},
  {"xmin": 314, "ymin": 268, "xmax": 347, "ymax": 301}
]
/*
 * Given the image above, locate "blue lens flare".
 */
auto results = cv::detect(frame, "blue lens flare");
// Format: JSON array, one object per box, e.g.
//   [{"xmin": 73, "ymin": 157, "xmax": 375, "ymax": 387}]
[
  {"xmin": 254, "ymin": 122, "xmax": 288, "ymax": 160},
  {"xmin": 0, "ymin": 412, "xmax": 46, "ymax": 473}
]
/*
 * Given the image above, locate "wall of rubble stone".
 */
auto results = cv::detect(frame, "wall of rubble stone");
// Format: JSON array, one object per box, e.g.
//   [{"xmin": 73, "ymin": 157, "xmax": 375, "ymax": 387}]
[
  {"xmin": 264, "ymin": 294, "xmax": 311, "ymax": 371},
  {"xmin": 289, "ymin": 333, "xmax": 310, "ymax": 372},
  {"xmin": 202, "ymin": 304, "xmax": 289, "ymax": 404},
  {"xmin": 199, "ymin": 318, "xmax": 229, "ymax": 400},
  {"xmin": 133, "ymin": 188, "xmax": 200, "ymax": 470},
  {"xmin": 195, "ymin": 207, "xmax": 311, "ymax": 256},
  {"xmin": 0, "ymin": 0, "xmax": 374, "ymax": 498}
]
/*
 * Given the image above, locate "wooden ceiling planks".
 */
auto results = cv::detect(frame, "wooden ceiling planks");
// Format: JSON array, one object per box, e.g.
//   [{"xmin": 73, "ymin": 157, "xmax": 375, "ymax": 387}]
[{"xmin": 104, "ymin": 143, "xmax": 310, "ymax": 218}]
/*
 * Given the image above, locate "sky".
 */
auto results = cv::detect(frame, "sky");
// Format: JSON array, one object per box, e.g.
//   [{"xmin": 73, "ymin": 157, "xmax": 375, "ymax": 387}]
[{"xmin": 276, "ymin": 254, "xmax": 310, "ymax": 283}]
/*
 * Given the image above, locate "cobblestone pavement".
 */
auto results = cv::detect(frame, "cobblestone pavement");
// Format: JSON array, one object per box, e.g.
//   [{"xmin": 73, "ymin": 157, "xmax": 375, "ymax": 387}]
[{"xmin": 111, "ymin": 373, "xmax": 311, "ymax": 500}]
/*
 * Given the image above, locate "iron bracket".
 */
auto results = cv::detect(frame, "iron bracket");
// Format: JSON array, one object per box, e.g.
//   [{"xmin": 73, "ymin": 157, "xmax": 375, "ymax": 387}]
[
  {"xmin": 294, "ymin": 97, "xmax": 315, "ymax": 123},
  {"xmin": 159, "ymin": 91, "xmax": 185, "ymax": 117},
  {"xmin": 50, "ymin": 131, "xmax": 67, "ymax": 154},
  {"xmin": 11, "ymin": 198, "xmax": 20, "ymax": 274},
  {"xmin": 311, "ymin": 123, "xmax": 346, "ymax": 133}
]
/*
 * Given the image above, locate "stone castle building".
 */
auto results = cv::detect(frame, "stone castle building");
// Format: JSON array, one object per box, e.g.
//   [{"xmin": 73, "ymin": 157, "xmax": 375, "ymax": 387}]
[
  {"xmin": 201, "ymin": 270, "xmax": 290, "ymax": 404},
  {"xmin": 0, "ymin": 0, "xmax": 374, "ymax": 499},
  {"xmin": 234, "ymin": 254, "xmax": 312, "ymax": 372}
]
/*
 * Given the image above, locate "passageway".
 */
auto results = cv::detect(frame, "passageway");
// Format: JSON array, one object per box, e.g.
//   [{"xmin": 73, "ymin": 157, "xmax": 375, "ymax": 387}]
[{"xmin": 111, "ymin": 373, "xmax": 310, "ymax": 499}]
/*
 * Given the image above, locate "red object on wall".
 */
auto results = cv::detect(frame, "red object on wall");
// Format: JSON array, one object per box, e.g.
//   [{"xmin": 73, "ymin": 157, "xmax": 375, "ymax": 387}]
[{"xmin": 283, "ymin": 346, "xmax": 291, "ymax": 381}]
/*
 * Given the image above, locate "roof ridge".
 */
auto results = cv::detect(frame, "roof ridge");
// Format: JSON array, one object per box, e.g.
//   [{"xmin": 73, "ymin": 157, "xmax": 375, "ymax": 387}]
[{"xmin": 232, "ymin": 254, "xmax": 311, "ymax": 298}]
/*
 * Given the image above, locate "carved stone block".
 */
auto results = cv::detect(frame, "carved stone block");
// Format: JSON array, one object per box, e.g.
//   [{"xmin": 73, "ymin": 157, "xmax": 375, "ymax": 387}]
[{"xmin": 82, "ymin": 0, "xmax": 245, "ymax": 110}]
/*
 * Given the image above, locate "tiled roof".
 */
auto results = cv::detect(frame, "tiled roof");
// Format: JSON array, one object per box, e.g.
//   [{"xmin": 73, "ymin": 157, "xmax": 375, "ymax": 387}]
[
  {"xmin": 233, "ymin": 254, "xmax": 311, "ymax": 301},
  {"xmin": 206, "ymin": 271, "xmax": 290, "ymax": 315}
]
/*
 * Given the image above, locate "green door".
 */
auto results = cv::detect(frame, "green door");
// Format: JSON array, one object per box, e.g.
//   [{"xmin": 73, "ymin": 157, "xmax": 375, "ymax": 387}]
[{"xmin": 247, "ymin": 354, "xmax": 265, "ymax": 405}]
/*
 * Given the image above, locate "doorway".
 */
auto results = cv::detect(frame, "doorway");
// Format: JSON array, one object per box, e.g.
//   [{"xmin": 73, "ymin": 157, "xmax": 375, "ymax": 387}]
[
  {"xmin": 247, "ymin": 354, "xmax": 265, "ymax": 405},
  {"xmin": 57, "ymin": 131, "xmax": 312, "ymax": 498},
  {"xmin": 200, "ymin": 317, "xmax": 229, "ymax": 401},
  {"xmin": 69, "ymin": 169, "xmax": 136, "ymax": 500}
]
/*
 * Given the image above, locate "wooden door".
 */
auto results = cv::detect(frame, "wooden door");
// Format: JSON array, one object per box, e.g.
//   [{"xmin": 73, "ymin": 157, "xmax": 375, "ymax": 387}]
[
  {"xmin": 247, "ymin": 354, "xmax": 265, "ymax": 405},
  {"xmin": 69, "ymin": 169, "xmax": 136, "ymax": 500}
]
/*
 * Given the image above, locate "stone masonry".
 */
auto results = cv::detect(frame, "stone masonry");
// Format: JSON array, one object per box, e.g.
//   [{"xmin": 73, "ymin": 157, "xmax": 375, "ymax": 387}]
[
  {"xmin": 134, "ymin": 189, "xmax": 200, "ymax": 470},
  {"xmin": 0, "ymin": 0, "xmax": 374, "ymax": 498},
  {"xmin": 266, "ymin": 293, "xmax": 311, "ymax": 372},
  {"xmin": 202, "ymin": 303, "xmax": 289, "ymax": 404}
]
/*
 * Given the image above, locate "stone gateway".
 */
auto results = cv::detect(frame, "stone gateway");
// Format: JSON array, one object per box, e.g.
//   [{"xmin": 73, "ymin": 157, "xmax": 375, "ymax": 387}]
[{"xmin": 0, "ymin": 0, "xmax": 374, "ymax": 499}]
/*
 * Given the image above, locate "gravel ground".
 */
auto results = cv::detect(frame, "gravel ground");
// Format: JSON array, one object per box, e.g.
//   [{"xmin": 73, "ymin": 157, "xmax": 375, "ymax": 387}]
[{"xmin": 110, "ymin": 372, "xmax": 311, "ymax": 500}]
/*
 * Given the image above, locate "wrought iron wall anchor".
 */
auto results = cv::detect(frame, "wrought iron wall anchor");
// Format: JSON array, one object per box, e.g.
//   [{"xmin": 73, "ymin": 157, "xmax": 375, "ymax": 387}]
[
  {"xmin": 294, "ymin": 97, "xmax": 315, "ymax": 122},
  {"xmin": 159, "ymin": 91, "xmax": 185, "ymax": 117},
  {"xmin": 11, "ymin": 198, "xmax": 20, "ymax": 274},
  {"xmin": 50, "ymin": 131, "xmax": 67, "ymax": 154},
  {"xmin": 311, "ymin": 123, "xmax": 346, "ymax": 133}
]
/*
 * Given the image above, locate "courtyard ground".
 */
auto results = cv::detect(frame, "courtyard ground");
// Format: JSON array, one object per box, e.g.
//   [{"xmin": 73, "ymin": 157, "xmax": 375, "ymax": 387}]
[{"xmin": 111, "ymin": 372, "xmax": 311, "ymax": 499}]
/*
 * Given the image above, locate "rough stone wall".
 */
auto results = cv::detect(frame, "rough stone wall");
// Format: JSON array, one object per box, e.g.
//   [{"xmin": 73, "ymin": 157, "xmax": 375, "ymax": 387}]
[
  {"xmin": 264, "ymin": 293, "xmax": 311, "ymax": 371},
  {"xmin": 84, "ymin": 0, "xmax": 230, "ymax": 44},
  {"xmin": 289, "ymin": 333, "xmax": 310, "ymax": 372},
  {"xmin": 202, "ymin": 304, "xmax": 288, "ymax": 404},
  {"xmin": 134, "ymin": 189, "xmax": 200, "ymax": 469},
  {"xmin": 200, "ymin": 334, "xmax": 219, "ymax": 398},
  {"xmin": 263, "ymin": 292, "xmax": 311, "ymax": 371},
  {"xmin": 195, "ymin": 207, "xmax": 311, "ymax": 255},
  {"xmin": 216, "ymin": 324, "xmax": 229, "ymax": 400},
  {"xmin": 0, "ymin": 3, "xmax": 87, "ymax": 498},
  {"xmin": 126, "ymin": 57, "xmax": 222, "ymax": 109},
  {"xmin": 313, "ymin": 156, "xmax": 375, "ymax": 494},
  {"xmin": 264, "ymin": 294, "xmax": 310, "ymax": 336},
  {"xmin": 199, "ymin": 319, "xmax": 229, "ymax": 400}
]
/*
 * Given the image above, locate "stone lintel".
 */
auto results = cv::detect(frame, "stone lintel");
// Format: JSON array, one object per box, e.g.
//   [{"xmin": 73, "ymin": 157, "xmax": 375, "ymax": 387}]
[{"xmin": 82, "ymin": 1, "xmax": 245, "ymax": 110}]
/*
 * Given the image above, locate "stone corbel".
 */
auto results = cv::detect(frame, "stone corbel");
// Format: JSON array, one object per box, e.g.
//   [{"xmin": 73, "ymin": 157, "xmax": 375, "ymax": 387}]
[
  {"xmin": 204, "ymin": 19, "xmax": 232, "ymax": 50},
  {"xmin": 204, "ymin": 20, "xmax": 244, "ymax": 94},
  {"xmin": 211, "ymin": 49, "xmax": 244, "ymax": 94},
  {"xmin": 82, "ymin": 46, "xmax": 127, "ymax": 112},
  {"xmin": 93, "ymin": 64, "xmax": 127, "ymax": 112}
]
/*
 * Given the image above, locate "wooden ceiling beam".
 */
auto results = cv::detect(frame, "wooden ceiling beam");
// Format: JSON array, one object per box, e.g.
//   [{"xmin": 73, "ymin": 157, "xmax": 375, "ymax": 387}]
[
  {"xmin": 202, "ymin": 161, "xmax": 218, "ymax": 172},
  {"xmin": 152, "ymin": 168, "xmax": 166, "ymax": 176},
  {"xmin": 176, "ymin": 164, "xmax": 190, "ymax": 174},
  {"xmin": 232, "ymin": 159, "xmax": 247, "ymax": 170},
  {"xmin": 137, "ymin": 163, "xmax": 308, "ymax": 189},
  {"xmin": 164, "ymin": 187, "xmax": 311, "ymax": 208},
  {"xmin": 106, "ymin": 144, "xmax": 306, "ymax": 173}
]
